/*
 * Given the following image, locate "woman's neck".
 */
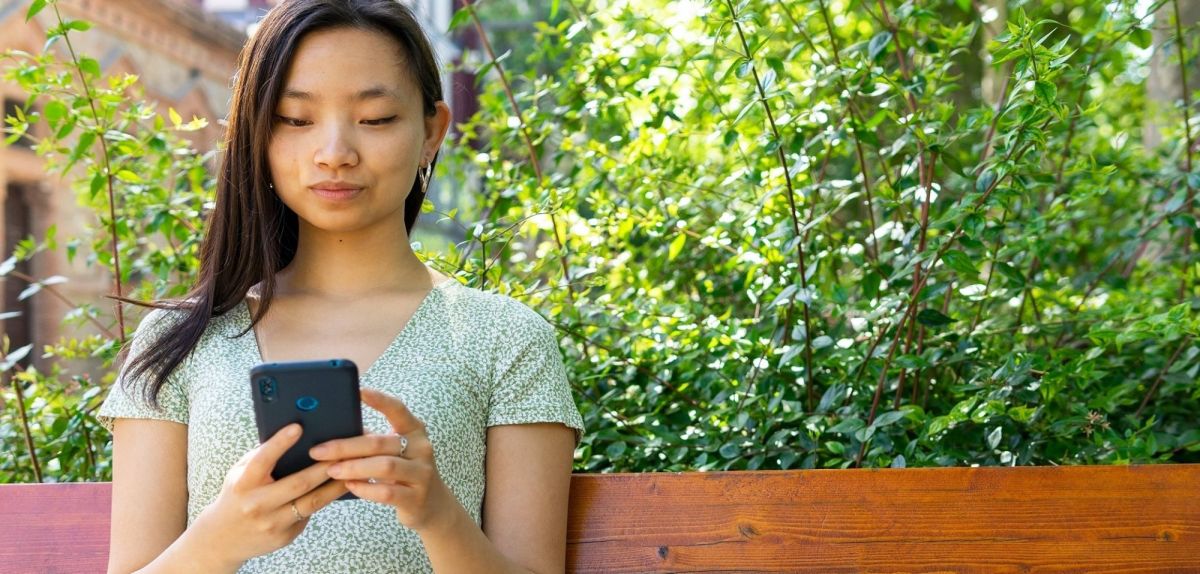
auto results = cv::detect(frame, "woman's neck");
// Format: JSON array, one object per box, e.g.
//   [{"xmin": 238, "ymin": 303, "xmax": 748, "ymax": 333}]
[{"xmin": 274, "ymin": 219, "xmax": 434, "ymax": 300}]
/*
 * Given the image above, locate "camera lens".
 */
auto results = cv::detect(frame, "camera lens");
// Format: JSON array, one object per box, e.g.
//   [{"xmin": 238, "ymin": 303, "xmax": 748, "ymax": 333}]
[
  {"xmin": 258, "ymin": 377, "xmax": 276, "ymax": 402},
  {"xmin": 296, "ymin": 396, "xmax": 319, "ymax": 412}
]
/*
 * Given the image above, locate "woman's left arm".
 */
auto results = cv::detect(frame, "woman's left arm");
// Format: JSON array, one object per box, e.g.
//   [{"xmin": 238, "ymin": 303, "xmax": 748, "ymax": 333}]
[
  {"xmin": 426, "ymin": 422, "xmax": 576, "ymax": 574},
  {"xmin": 312, "ymin": 388, "xmax": 576, "ymax": 574}
]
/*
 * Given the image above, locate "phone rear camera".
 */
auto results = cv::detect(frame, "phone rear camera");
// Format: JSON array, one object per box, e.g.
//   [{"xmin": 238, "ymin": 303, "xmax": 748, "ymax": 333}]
[
  {"xmin": 258, "ymin": 377, "xmax": 277, "ymax": 403},
  {"xmin": 296, "ymin": 396, "xmax": 319, "ymax": 412}
]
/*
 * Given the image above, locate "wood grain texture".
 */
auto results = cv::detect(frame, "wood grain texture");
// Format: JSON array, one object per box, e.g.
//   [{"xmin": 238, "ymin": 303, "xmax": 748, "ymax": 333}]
[
  {"xmin": 0, "ymin": 483, "xmax": 111, "ymax": 574},
  {"xmin": 1, "ymin": 465, "xmax": 1197, "ymax": 573},
  {"xmin": 565, "ymin": 465, "xmax": 1200, "ymax": 573}
]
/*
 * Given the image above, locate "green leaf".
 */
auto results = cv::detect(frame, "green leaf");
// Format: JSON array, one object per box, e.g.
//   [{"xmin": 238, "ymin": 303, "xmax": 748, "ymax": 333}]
[
  {"xmin": 63, "ymin": 19, "xmax": 92, "ymax": 33},
  {"xmin": 1186, "ymin": 172, "xmax": 1200, "ymax": 191},
  {"xmin": 941, "ymin": 153, "xmax": 966, "ymax": 177},
  {"xmin": 115, "ymin": 170, "xmax": 143, "ymax": 184},
  {"xmin": 862, "ymin": 271, "xmax": 881, "ymax": 300},
  {"xmin": 1130, "ymin": 28, "xmax": 1152, "ymax": 49},
  {"xmin": 1034, "ymin": 80, "xmax": 1057, "ymax": 105},
  {"xmin": 942, "ymin": 249, "xmax": 977, "ymax": 276},
  {"xmin": 927, "ymin": 416, "xmax": 951, "ymax": 436},
  {"xmin": 448, "ymin": 7, "xmax": 471, "ymax": 31},
  {"xmin": 976, "ymin": 169, "xmax": 996, "ymax": 193},
  {"xmin": 79, "ymin": 57, "xmax": 100, "ymax": 77},
  {"xmin": 868, "ymin": 31, "xmax": 892, "ymax": 60},
  {"xmin": 550, "ymin": 0, "xmax": 560, "ymax": 19},
  {"xmin": 44, "ymin": 100, "xmax": 67, "ymax": 125},
  {"xmin": 987, "ymin": 427, "xmax": 1003, "ymax": 450},
  {"xmin": 718, "ymin": 442, "xmax": 741, "ymax": 459},
  {"xmin": 26, "ymin": 0, "xmax": 47, "ymax": 22},
  {"xmin": 871, "ymin": 410, "xmax": 906, "ymax": 428},
  {"xmin": 829, "ymin": 417, "xmax": 864, "ymax": 434},
  {"xmin": 995, "ymin": 262, "xmax": 1026, "ymax": 288},
  {"xmin": 89, "ymin": 172, "xmax": 105, "ymax": 199},
  {"xmin": 916, "ymin": 308, "xmax": 956, "ymax": 327},
  {"xmin": 668, "ymin": 233, "xmax": 686, "ymax": 262}
]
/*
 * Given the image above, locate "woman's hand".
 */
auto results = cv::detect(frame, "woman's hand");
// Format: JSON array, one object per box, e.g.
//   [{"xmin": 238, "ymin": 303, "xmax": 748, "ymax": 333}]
[
  {"xmin": 309, "ymin": 388, "xmax": 461, "ymax": 534},
  {"xmin": 187, "ymin": 423, "xmax": 349, "ymax": 568}
]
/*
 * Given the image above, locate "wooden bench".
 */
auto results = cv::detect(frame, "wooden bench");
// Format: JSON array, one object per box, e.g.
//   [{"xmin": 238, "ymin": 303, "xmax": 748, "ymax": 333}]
[{"xmin": 2, "ymin": 464, "xmax": 1198, "ymax": 572}]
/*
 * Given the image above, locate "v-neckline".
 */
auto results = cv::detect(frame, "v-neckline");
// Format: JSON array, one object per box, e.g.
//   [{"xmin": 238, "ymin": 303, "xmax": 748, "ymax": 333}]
[{"xmin": 241, "ymin": 277, "xmax": 455, "ymax": 380}]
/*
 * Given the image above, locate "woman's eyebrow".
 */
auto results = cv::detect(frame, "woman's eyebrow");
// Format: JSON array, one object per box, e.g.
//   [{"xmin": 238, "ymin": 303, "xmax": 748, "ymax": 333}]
[{"xmin": 280, "ymin": 86, "xmax": 401, "ymax": 102}]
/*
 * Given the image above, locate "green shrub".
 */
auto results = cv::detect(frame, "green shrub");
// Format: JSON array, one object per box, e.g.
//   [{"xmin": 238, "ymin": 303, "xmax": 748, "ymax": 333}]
[{"xmin": 2, "ymin": 0, "xmax": 1197, "ymax": 483}]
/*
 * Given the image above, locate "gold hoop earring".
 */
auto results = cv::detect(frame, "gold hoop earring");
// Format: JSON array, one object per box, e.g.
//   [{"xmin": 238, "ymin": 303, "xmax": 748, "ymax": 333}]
[{"xmin": 419, "ymin": 164, "xmax": 431, "ymax": 196}]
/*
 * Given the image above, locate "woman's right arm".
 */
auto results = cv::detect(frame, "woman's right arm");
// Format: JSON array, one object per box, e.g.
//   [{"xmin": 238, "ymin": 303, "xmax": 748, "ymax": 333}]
[
  {"xmin": 107, "ymin": 419, "xmax": 349, "ymax": 574},
  {"xmin": 107, "ymin": 418, "xmax": 240, "ymax": 574}
]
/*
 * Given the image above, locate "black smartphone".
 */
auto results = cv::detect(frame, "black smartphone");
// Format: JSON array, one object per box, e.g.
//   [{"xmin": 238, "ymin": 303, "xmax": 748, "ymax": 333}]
[{"xmin": 250, "ymin": 359, "xmax": 364, "ymax": 501}]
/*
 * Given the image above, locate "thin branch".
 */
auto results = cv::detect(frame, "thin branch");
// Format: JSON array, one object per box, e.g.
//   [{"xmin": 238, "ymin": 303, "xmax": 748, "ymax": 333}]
[
  {"xmin": 10, "ymin": 374, "xmax": 43, "ymax": 482},
  {"xmin": 1134, "ymin": 337, "xmax": 1191, "ymax": 418},
  {"xmin": 462, "ymin": 0, "xmax": 584, "ymax": 320},
  {"xmin": 1171, "ymin": 0, "xmax": 1196, "ymax": 300},
  {"xmin": 52, "ymin": 3, "xmax": 126, "ymax": 344},
  {"xmin": 725, "ymin": 0, "xmax": 817, "ymax": 411}
]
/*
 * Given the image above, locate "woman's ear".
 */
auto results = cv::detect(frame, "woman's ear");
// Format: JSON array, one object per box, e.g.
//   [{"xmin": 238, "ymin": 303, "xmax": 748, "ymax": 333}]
[{"xmin": 423, "ymin": 101, "xmax": 452, "ymax": 163}]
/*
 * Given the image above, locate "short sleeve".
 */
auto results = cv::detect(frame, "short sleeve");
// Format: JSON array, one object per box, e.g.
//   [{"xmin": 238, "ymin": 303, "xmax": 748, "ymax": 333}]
[
  {"xmin": 487, "ymin": 313, "xmax": 585, "ymax": 447},
  {"xmin": 96, "ymin": 308, "xmax": 190, "ymax": 433}
]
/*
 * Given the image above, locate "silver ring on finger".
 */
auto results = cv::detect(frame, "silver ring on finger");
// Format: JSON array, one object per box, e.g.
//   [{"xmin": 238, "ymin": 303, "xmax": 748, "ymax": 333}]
[
  {"xmin": 290, "ymin": 501, "xmax": 307, "ymax": 523},
  {"xmin": 398, "ymin": 433, "xmax": 409, "ymax": 458}
]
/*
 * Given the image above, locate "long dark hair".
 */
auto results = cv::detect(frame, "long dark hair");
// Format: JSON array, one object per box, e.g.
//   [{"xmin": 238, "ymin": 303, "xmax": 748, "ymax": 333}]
[{"xmin": 123, "ymin": 0, "xmax": 445, "ymax": 407}]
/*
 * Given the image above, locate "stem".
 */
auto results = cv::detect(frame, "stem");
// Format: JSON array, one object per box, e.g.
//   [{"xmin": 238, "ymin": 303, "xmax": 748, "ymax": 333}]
[
  {"xmin": 814, "ymin": 0, "xmax": 880, "ymax": 263},
  {"xmin": 969, "ymin": 209, "xmax": 1010, "ymax": 334},
  {"xmin": 979, "ymin": 66, "xmax": 1012, "ymax": 171},
  {"xmin": 461, "ymin": 0, "xmax": 589, "ymax": 357},
  {"xmin": 853, "ymin": 124, "xmax": 1046, "ymax": 467},
  {"xmin": 1134, "ymin": 337, "xmax": 1191, "ymax": 418},
  {"xmin": 874, "ymin": 0, "xmax": 930, "ymax": 197},
  {"xmin": 1172, "ymin": 0, "xmax": 1196, "ymax": 300},
  {"xmin": 52, "ymin": 2, "xmax": 125, "ymax": 344},
  {"xmin": 8, "ymin": 270, "xmax": 117, "ymax": 339},
  {"xmin": 10, "ymin": 375, "xmax": 43, "ymax": 482},
  {"xmin": 726, "ymin": 0, "xmax": 817, "ymax": 411}
]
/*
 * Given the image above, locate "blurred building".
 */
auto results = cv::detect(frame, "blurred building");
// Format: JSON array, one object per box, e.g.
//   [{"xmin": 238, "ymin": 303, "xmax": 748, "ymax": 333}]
[{"xmin": 0, "ymin": 0, "xmax": 243, "ymax": 368}]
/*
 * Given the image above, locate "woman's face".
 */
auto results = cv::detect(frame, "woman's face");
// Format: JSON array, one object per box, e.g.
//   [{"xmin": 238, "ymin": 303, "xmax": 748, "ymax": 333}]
[{"xmin": 267, "ymin": 26, "xmax": 447, "ymax": 236}]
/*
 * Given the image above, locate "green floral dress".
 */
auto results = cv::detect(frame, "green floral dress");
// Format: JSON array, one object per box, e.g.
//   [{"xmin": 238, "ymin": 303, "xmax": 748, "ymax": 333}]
[{"xmin": 98, "ymin": 278, "xmax": 585, "ymax": 573}]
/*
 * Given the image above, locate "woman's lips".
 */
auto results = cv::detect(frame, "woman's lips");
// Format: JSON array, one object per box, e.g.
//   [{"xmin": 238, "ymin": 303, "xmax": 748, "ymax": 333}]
[{"xmin": 310, "ymin": 186, "xmax": 363, "ymax": 201}]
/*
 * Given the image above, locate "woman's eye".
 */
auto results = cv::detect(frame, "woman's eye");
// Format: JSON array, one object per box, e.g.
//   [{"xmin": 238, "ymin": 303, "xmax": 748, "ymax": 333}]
[
  {"xmin": 275, "ymin": 115, "xmax": 310, "ymax": 127},
  {"xmin": 361, "ymin": 116, "xmax": 398, "ymax": 126}
]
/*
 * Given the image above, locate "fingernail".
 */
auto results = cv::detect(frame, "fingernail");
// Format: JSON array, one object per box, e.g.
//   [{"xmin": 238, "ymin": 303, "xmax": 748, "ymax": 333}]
[
  {"xmin": 287, "ymin": 424, "xmax": 301, "ymax": 438},
  {"xmin": 327, "ymin": 463, "xmax": 342, "ymax": 477},
  {"xmin": 310, "ymin": 445, "xmax": 327, "ymax": 458}
]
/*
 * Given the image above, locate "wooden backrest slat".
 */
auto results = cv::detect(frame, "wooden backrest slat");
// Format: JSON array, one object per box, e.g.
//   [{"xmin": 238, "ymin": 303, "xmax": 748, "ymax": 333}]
[
  {"xmin": 564, "ymin": 465, "xmax": 1200, "ymax": 572},
  {"xmin": 2, "ymin": 465, "xmax": 1197, "ymax": 573}
]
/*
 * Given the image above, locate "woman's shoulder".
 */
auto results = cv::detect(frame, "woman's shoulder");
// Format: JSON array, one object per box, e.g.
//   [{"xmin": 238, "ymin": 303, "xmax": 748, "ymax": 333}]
[{"xmin": 440, "ymin": 279, "xmax": 555, "ymax": 336}]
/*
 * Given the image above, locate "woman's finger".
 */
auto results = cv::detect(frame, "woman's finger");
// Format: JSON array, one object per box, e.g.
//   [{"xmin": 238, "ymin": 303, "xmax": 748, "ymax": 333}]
[
  {"xmin": 343, "ymin": 478, "xmax": 410, "ymax": 505},
  {"xmin": 296, "ymin": 476, "xmax": 351, "ymax": 518},
  {"xmin": 310, "ymin": 431, "xmax": 426, "ymax": 462},
  {"xmin": 361, "ymin": 388, "xmax": 426, "ymax": 435},
  {"xmin": 242, "ymin": 423, "xmax": 303, "ymax": 484},
  {"xmin": 260, "ymin": 459, "xmax": 337, "ymax": 509},
  {"xmin": 327, "ymin": 454, "xmax": 424, "ymax": 485}
]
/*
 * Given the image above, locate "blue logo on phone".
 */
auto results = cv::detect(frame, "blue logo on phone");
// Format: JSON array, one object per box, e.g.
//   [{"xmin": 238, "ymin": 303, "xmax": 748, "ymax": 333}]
[{"xmin": 296, "ymin": 396, "xmax": 319, "ymax": 412}]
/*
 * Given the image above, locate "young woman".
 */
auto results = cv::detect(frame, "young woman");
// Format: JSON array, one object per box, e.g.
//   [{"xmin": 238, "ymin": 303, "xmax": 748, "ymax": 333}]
[{"xmin": 97, "ymin": 1, "xmax": 584, "ymax": 572}]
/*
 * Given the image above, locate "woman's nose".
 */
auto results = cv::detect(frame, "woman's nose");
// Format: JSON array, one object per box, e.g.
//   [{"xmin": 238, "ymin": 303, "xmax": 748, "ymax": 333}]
[{"xmin": 313, "ymin": 124, "xmax": 359, "ymax": 169}]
